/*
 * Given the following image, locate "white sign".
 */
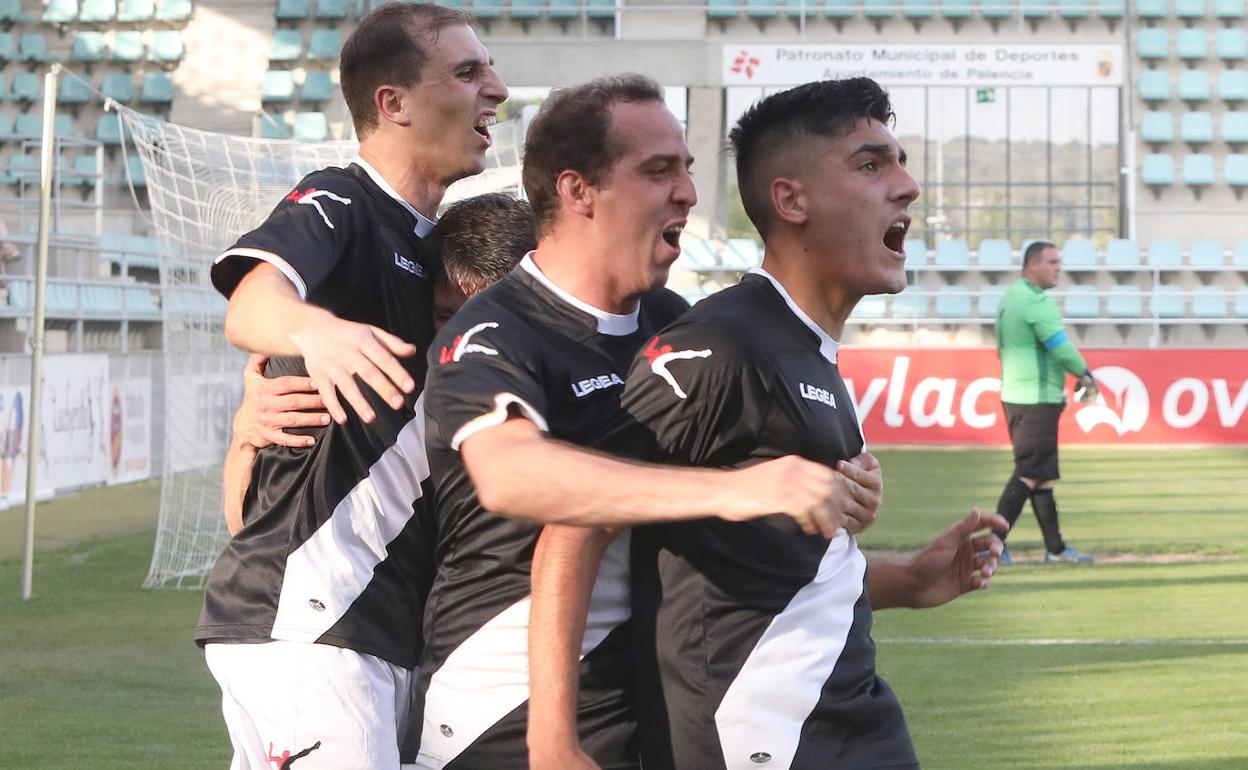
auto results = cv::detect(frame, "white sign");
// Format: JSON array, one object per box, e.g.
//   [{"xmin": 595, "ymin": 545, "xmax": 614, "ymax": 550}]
[
  {"xmin": 41, "ymin": 355, "xmax": 111, "ymax": 491},
  {"xmin": 723, "ymin": 44, "xmax": 1124, "ymax": 87},
  {"xmin": 166, "ymin": 370, "xmax": 241, "ymax": 473},
  {"xmin": 108, "ymin": 378, "xmax": 152, "ymax": 485}
]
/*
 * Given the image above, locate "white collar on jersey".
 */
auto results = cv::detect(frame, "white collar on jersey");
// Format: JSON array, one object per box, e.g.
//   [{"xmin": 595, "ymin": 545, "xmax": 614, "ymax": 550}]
[
  {"xmin": 351, "ymin": 155, "xmax": 436, "ymax": 238},
  {"xmin": 747, "ymin": 267, "xmax": 840, "ymax": 364},
  {"xmin": 519, "ymin": 253, "xmax": 640, "ymax": 337}
]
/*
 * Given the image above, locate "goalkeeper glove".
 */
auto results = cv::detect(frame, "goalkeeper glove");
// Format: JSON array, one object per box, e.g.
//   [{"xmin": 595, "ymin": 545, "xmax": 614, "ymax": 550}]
[{"xmin": 1074, "ymin": 372, "xmax": 1098, "ymax": 403}]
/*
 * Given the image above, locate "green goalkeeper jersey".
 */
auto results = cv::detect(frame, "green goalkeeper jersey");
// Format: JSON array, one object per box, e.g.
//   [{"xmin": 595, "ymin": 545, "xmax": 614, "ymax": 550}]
[{"xmin": 995, "ymin": 278, "xmax": 1089, "ymax": 405}]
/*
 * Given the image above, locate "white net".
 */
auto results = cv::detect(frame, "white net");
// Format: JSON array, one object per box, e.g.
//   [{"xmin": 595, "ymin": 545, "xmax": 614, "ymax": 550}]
[{"xmin": 117, "ymin": 104, "xmax": 525, "ymax": 588}]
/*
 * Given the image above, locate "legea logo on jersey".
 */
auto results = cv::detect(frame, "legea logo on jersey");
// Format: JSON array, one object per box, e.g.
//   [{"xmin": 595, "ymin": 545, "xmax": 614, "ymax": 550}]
[
  {"xmin": 1074, "ymin": 366, "xmax": 1149, "ymax": 436},
  {"xmin": 286, "ymin": 187, "xmax": 352, "ymax": 229},
  {"xmin": 642, "ymin": 336, "xmax": 711, "ymax": 400},
  {"xmin": 438, "ymin": 322, "xmax": 500, "ymax": 364},
  {"xmin": 572, "ymin": 373, "xmax": 625, "ymax": 398},
  {"xmin": 393, "ymin": 251, "xmax": 426, "ymax": 278},
  {"xmin": 799, "ymin": 382, "xmax": 837, "ymax": 409}
]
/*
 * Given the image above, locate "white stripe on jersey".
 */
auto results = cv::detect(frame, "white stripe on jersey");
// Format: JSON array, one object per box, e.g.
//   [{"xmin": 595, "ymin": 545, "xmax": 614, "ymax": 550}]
[
  {"xmin": 714, "ymin": 534, "xmax": 867, "ymax": 770},
  {"xmin": 416, "ymin": 531, "xmax": 632, "ymax": 769},
  {"xmin": 214, "ymin": 247, "xmax": 310, "ymax": 299},
  {"xmin": 449, "ymin": 392, "xmax": 549, "ymax": 452},
  {"xmin": 270, "ymin": 395, "xmax": 430, "ymax": 642}
]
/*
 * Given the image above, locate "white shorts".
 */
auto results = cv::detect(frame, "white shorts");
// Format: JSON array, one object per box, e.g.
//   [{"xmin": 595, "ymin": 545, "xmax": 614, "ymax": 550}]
[{"xmin": 204, "ymin": 641, "xmax": 418, "ymax": 770}]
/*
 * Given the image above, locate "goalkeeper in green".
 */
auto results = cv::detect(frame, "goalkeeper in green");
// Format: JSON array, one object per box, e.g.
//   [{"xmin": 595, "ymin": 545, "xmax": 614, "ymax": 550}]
[{"xmin": 994, "ymin": 240, "xmax": 1095, "ymax": 565}]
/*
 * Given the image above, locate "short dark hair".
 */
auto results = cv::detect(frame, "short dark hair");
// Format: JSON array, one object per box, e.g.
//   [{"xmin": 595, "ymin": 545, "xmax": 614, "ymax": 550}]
[
  {"xmin": 522, "ymin": 74, "xmax": 665, "ymax": 238},
  {"xmin": 728, "ymin": 78, "xmax": 895, "ymax": 239},
  {"xmin": 427, "ymin": 194, "xmax": 535, "ymax": 296},
  {"xmin": 1023, "ymin": 240, "xmax": 1056, "ymax": 268},
  {"xmin": 340, "ymin": 3, "xmax": 471, "ymax": 137}
]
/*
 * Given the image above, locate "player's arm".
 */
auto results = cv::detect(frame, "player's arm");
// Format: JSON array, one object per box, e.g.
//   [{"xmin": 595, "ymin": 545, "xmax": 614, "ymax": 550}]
[
  {"xmin": 865, "ymin": 508, "xmax": 1008, "ymax": 610},
  {"xmin": 222, "ymin": 437, "xmax": 256, "ymax": 536},
  {"xmin": 527, "ymin": 524, "xmax": 614, "ymax": 770},
  {"xmin": 1026, "ymin": 299, "xmax": 1091, "ymax": 380}
]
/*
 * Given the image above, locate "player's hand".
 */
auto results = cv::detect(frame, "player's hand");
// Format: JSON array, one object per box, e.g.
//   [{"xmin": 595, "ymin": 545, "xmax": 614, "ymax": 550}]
[
  {"xmin": 529, "ymin": 744, "xmax": 602, "ymax": 770},
  {"xmin": 1075, "ymin": 373, "xmax": 1099, "ymax": 404},
  {"xmin": 728, "ymin": 454, "xmax": 881, "ymax": 539},
  {"xmin": 232, "ymin": 354, "xmax": 330, "ymax": 449},
  {"xmin": 905, "ymin": 508, "xmax": 1007, "ymax": 609},
  {"xmin": 289, "ymin": 311, "xmax": 417, "ymax": 424}
]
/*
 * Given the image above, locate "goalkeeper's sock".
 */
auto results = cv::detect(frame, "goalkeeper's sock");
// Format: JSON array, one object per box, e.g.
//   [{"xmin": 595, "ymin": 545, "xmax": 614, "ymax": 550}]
[
  {"xmin": 1031, "ymin": 488, "xmax": 1067, "ymax": 555},
  {"xmin": 994, "ymin": 475, "xmax": 1030, "ymax": 542}
]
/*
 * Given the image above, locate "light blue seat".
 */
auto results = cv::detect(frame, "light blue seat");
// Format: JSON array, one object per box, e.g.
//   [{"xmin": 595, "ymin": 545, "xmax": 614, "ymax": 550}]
[
  {"xmin": 1152, "ymin": 285, "xmax": 1185, "ymax": 317},
  {"xmin": 855, "ymin": 296, "xmax": 887, "ymax": 319},
  {"xmin": 549, "ymin": 0, "xmax": 581, "ymax": 18},
  {"xmin": 154, "ymin": 0, "xmax": 193, "ymax": 21},
  {"xmin": 976, "ymin": 239, "xmax": 1013, "ymax": 269},
  {"xmin": 1105, "ymin": 239, "xmax": 1140, "ymax": 268},
  {"xmin": 1178, "ymin": 70, "xmax": 1212, "ymax": 102},
  {"xmin": 270, "ymin": 30, "xmax": 303, "ymax": 62},
  {"xmin": 510, "ymin": 0, "xmax": 544, "ymax": 19},
  {"xmin": 1235, "ymin": 287, "xmax": 1248, "ymax": 317},
  {"xmin": 1177, "ymin": 29, "xmax": 1208, "ymax": 61},
  {"xmin": 1058, "ymin": 0, "xmax": 1090, "ymax": 15},
  {"xmin": 1189, "ymin": 240, "xmax": 1224, "ymax": 269},
  {"xmin": 308, "ymin": 29, "xmax": 342, "ymax": 61},
  {"xmin": 96, "ymin": 114, "xmax": 124, "ymax": 145},
  {"xmin": 79, "ymin": 0, "xmax": 117, "ymax": 22},
  {"xmin": 1217, "ymin": 29, "xmax": 1248, "ymax": 63},
  {"xmin": 67, "ymin": 155, "xmax": 100, "ymax": 186},
  {"xmin": 294, "ymin": 111, "xmax": 328, "ymax": 142},
  {"xmin": 586, "ymin": 0, "xmax": 614, "ymax": 17},
  {"xmin": 1225, "ymin": 154, "xmax": 1248, "ymax": 186},
  {"xmin": 0, "ymin": 111, "xmax": 12, "ymax": 134},
  {"xmin": 117, "ymin": 0, "xmax": 154, "ymax": 20},
  {"xmin": 977, "ymin": 287, "xmax": 1006, "ymax": 318},
  {"xmin": 903, "ymin": 239, "xmax": 927, "ymax": 268},
  {"xmin": 316, "ymin": 0, "xmax": 348, "ymax": 18},
  {"xmin": 112, "ymin": 30, "xmax": 145, "ymax": 62},
  {"xmin": 1224, "ymin": 111, "xmax": 1248, "ymax": 143},
  {"xmin": 1174, "ymin": 0, "xmax": 1205, "ymax": 17},
  {"xmin": 1137, "ymin": 28, "xmax": 1169, "ymax": 61},
  {"xmin": 1147, "ymin": 239, "xmax": 1183, "ymax": 268},
  {"xmin": 14, "ymin": 113, "xmax": 41, "ymax": 137},
  {"xmin": 1191, "ymin": 287, "xmax": 1228, "ymax": 318},
  {"xmin": 1142, "ymin": 153, "xmax": 1175, "ymax": 185},
  {"xmin": 43, "ymin": 0, "xmax": 78, "ymax": 23},
  {"xmin": 5, "ymin": 153, "xmax": 36, "ymax": 185},
  {"xmin": 0, "ymin": 0, "xmax": 27, "ymax": 21},
  {"xmin": 101, "ymin": 73, "xmax": 133, "ymax": 103},
  {"xmin": 1140, "ymin": 111, "xmax": 1173, "ymax": 143},
  {"xmin": 11, "ymin": 72, "xmax": 39, "ymax": 102},
  {"xmin": 140, "ymin": 72, "xmax": 174, "ymax": 104},
  {"xmin": 1098, "ymin": 0, "xmax": 1125, "ymax": 15},
  {"xmin": 902, "ymin": 0, "xmax": 934, "ymax": 18},
  {"xmin": 1219, "ymin": 70, "xmax": 1248, "ymax": 102},
  {"xmin": 723, "ymin": 239, "xmax": 761, "ymax": 270},
  {"xmin": 0, "ymin": 33, "xmax": 14, "ymax": 62},
  {"xmin": 473, "ymin": 0, "xmax": 505, "ymax": 18},
  {"xmin": 58, "ymin": 76, "xmax": 93, "ymax": 105},
  {"xmin": 1138, "ymin": 70, "xmax": 1170, "ymax": 102},
  {"xmin": 1136, "ymin": 0, "xmax": 1166, "ymax": 16},
  {"xmin": 891, "ymin": 290, "xmax": 927, "ymax": 319},
  {"xmin": 276, "ymin": 0, "xmax": 310, "ymax": 19},
  {"xmin": 127, "ymin": 155, "xmax": 146, "ymax": 187},
  {"xmin": 678, "ymin": 238, "xmax": 718, "ymax": 271},
  {"xmin": 1061, "ymin": 239, "xmax": 1097, "ymax": 268},
  {"xmin": 18, "ymin": 33, "xmax": 55, "ymax": 63},
  {"xmin": 1106, "ymin": 286, "xmax": 1143, "ymax": 318},
  {"xmin": 707, "ymin": 0, "xmax": 738, "ymax": 15},
  {"xmin": 1021, "ymin": 0, "xmax": 1049, "ymax": 15},
  {"xmin": 259, "ymin": 114, "xmax": 289, "ymax": 139},
  {"xmin": 863, "ymin": 0, "xmax": 896, "ymax": 17},
  {"xmin": 262, "ymin": 70, "xmax": 294, "ymax": 102},
  {"xmin": 1063, "ymin": 286, "xmax": 1100, "ymax": 318},
  {"xmin": 1214, "ymin": 0, "xmax": 1244, "ymax": 16},
  {"xmin": 1232, "ymin": 240, "xmax": 1248, "ymax": 269},
  {"xmin": 1181, "ymin": 111, "xmax": 1214, "ymax": 144},
  {"xmin": 940, "ymin": 0, "xmax": 974, "ymax": 17},
  {"xmin": 934, "ymin": 239, "xmax": 970, "ymax": 268},
  {"xmin": 934, "ymin": 289, "xmax": 972, "ymax": 318},
  {"xmin": 72, "ymin": 31, "xmax": 107, "ymax": 63},
  {"xmin": 149, "ymin": 30, "xmax": 184, "ymax": 63},
  {"xmin": 978, "ymin": 0, "xmax": 1013, "ymax": 15},
  {"xmin": 1182, "ymin": 153, "xmax": 1216, "ymax": 186}
]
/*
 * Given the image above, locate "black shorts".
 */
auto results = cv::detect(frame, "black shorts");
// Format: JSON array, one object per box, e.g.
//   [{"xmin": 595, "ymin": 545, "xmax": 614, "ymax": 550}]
[{"xmin": 1002, "ymin": 402, "xmax": 1065, "ymax": 482}]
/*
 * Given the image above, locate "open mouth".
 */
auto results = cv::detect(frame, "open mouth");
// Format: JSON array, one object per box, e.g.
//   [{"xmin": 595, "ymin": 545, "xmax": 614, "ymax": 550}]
[
  {"xmin": 882, "ymin": 219, "xmax": 909, "ymax": 254},
  {"xmin": 474, "ymin": 114, "xmax": 495, "ymax": 141},
  {"xmin": 661, "ymin": 223, "xmax": 683, "ymax": 249}
]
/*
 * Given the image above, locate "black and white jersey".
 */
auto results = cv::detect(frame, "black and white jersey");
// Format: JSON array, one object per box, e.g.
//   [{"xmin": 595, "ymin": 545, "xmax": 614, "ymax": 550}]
[
  {"xmin": 612, "ymin": 269, "xmax": 917, "ymax": 770},
  {"xmin": 196, "ymin": 158, "xmax": 440, "ymax": 670},
  {"xmin": 416, "ymin": 254, "xmax": 688, "ymax": 770}
]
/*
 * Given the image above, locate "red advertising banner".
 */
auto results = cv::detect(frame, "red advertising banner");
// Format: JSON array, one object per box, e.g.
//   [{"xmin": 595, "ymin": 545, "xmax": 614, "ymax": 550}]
[{"xmin": 837, "ymin": 348, "xmax": 1248, "ymax": 446}]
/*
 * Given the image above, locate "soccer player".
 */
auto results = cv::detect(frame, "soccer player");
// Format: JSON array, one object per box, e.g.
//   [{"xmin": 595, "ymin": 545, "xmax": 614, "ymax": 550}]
[
  {"xmin": 196, "ymin": 5, "xmax": 508, "ymax": 768},
  {"xmin": 528, "ymin": 78, "xmax": 1007, "ymax": 770},
  {"xmin": 220, "ymin": 194, "xmax": 537, "ymax": 537},
  {"xmin": 416, "ymin": 75, "xmax": 885, "ymax": 770},
  {"xmin": 994, "ymin": 240, "xmax": 1097, "ymax": 565}
]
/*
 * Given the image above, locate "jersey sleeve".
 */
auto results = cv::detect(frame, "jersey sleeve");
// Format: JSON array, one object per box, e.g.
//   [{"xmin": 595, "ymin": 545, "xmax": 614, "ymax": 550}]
[
  {"xmin": 1024, "ymin": 295, "xmax": 1089, "ymax": 377},
  {"xmin": 211, "ymin": 172, "xmax": 360, "ymax": 300},
  {"xmin": 423, "ymin": 315, "xmax": 550, "ymax": 453}
]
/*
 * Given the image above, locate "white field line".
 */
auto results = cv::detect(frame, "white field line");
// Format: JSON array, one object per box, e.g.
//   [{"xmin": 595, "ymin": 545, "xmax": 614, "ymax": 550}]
[{"xmin": 877, "ymin": 637, "xmax": 1248, "ymax": 647}]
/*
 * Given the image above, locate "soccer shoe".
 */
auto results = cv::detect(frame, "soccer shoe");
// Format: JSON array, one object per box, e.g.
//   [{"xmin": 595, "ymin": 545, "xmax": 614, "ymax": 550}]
[
  {"xmin": 1043, "ymin": 546, "xmax": 1094, "ymax": 564},
  {"xmin": 998, "ymin": 546, "xmax": 1013, "ymax": 567}
]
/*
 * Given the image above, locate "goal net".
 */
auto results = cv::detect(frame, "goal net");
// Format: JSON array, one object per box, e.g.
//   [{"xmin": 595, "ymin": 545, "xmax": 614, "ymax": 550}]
[{"xmin": 120, "ymin": 104, "xmax": 525, "ymax": 588}]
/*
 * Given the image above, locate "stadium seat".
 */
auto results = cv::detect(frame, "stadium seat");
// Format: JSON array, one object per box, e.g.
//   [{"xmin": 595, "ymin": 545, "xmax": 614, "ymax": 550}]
[
  {"xmin": 73, "ymin": 32, "xmax": 107, "ymax": 64},
  {"xmin": 1181, "ymin": 111, "xmax": 1214, "ymax": 144},
  {"xmin": 1178, "ymin": 70, "xmax": 1211, "ymax": 102},
  {"xmin": 101, "ymin": 73, "xmax": 133, "ymax": 103},
  {"xmin": 823, "ymin": 0, "xmax": 856, "ymax": 20},
  {"xmin": 1138, "ymin": 70, "xmax": 1171, "ymax": 102},
  {"xmin": 270, "ymin": 30, "xmax": 303, "ymax": 62},
  {"xmin": 903, "ymin": 239, "xmax": 927, "ymax": 268},
  {"xmin": 1214, "ymin": 0, "xmax": 1244, "ymax": 17},
  {"xmin": 79, "ymin": 0, "xmax": 117, "ymax": 22},
  {"xmin": 902, "ymin": 0, "xmax": 935, "ymax": 20},
  {"xmin": 1135, "ymin": 0, "xmax": 1166, "ymax": 18},
  {"xmin": 1106, "ymin": 286, "xmax": 1143, "ymax": 318},
  {"xmin": 1191, "ymin": 286, "xmax": 1228, "ymax": 318},
  {"xmin": 586, "ymin": 0, "xmax": 615, "ymax": 18},
  {"xmin": 1152, "ymin": 285, "xmax": 1185, "ymax": 317},
  {"xmin": 302, "ymin": 71, "xmax": 334, "ymax": 102},
  {"xmin": 548, "ymin": 0, "xmax": 581, "ymax": 19},
  {"xmin": 1177, "ymin": 29, "xmax": 1209, "ymax": 61},
  {"xmin": 1097, "ymin": 0, "xmax": 1125, "ymax": 17},
  {"xmin": 510, "ymin": 0, "xmax": 544, "ymax": 20},
  {"xmin": 67, "ymin": 154, "xmax": 99, "ymax": 187},
  {"xmin": 863, "ymin": 0, "xmax": 896, "ymax": 19},
  {"xmin": 43, "ymin": 0, "xmax": 78, "ymax": 23},
  {"xmin": 1233, "ymin": 240, "xmax": 1248, "ymax": 269},
  {"xmin": 117, "ymin": 0, "xmax": 154, "ymax": 20},
  {"xmin": 940, "ymin": 0, "xmax": 974, "ymax": 19},
  {"xmin": 259, "ymin": 114, "xmax": 289, "ymax": 139},
  {"xmin": 5, "ymin": 153, "xmax": 36, "ymax": 183},
  {"xmin": 934, "ymin": 239, "xmax": 970, "ymax": 269},
  {"xmin": 11, "ymin": 72, "xmax": 40, "ymax": 102},
  {"xmin": 1183, "ymin": 153, "xmax": 1216, "ymax": 187},
  {"xmin": 723, "ymin": 239, "xmax": 761, "ymax": 270},
  {"xmin": 308, "ymin": 29, "xmax": 342, "ymax": 61},
  {"xmin": 1061, "ymin": 239, "xmax": 1097, "ymax": 268},
  {"xmin": 1235, "ymin": 287, "xmax": 1248, "ymax": 317},
  {"xmin": 1222, "ymin": 111, "xmax": 1248, "ymax": 145},
  {"xmin": 58, "ymin": 76, "xmax": 93, "ymax": 105},
  {"xmin": 154, "ymin": 0, "xmax": 193, "ymax": 21},
  {"xmin": 1021, "ymin": 0, "xmax": 1049, "ymax": 17},
  {"xmin": 473, "ymin": 0, "xmax": 505, "ymax": 19},
  {"xmin": 0, "ymin": 78, "xmax": 10, "ymax": 104},
  {"xmin": 1225, "ymin": 154, "xmax": 1248, "ymax": 188},
  {"xmin": 1056, "ymin": 0, "xmax": 1089, "ymax": 17},
  {"xmin": 1140, "ymin": 111, "xmax": 1173, "ymax": 143},
  {"xmin": 96, "ymin": 113, "xmax": 125, "ymax": 145},
  {"xmin": 1174, "ymin": 0, "xmax": 1205, "ymax": 18},
  {"xmin": 112, "ymin": 31, "xmax": 145, "ymax": 63},
  {"xmin": 1137, "ymin": 28, "xmax": 1169, "ymax": 61},
  {"xmin": 262, "ymin": 70, "xmax": 295, "ymax": 102},
  {"xmin": 1217, "ymin": 29, "xmax": 1247, "ymax": 63},
  {"xmin": 1063, "ymin": 286, "xmax": 1100, "ymax": 318},
  {"xmin": 1219, "ymin": 71, "xmax": 1248, "ymax": 103},
  {"xmin": 0, "ymin": 33, "xmax": 14, "ymax": 63},
  {"xmin": 149, "ymin": 30, "xmax": 184, "ymax": 63},
  {"xmin": 976, "ymin": 239, "xmax": 1013, "ymax": 269},
  {"xmin": 1105, "ymin": 238, "xmax": 1140, "ymax": 268},
  {"xmin": 977, "ymin": 287, "xmax": 1006, "ymax": 318},
  {"xmin": 275, "ymin": 0, "xmax": 310, "ymax": 19},
  {"xmin": 1189, "ymin": 239, "xmax": 1224, "ymax": 269},
  {"xmin": 707, "ymin": 0, "xmax": 737, "ymax": 15},
  {"xmin": 294, "ymin": 111, "xmax": 328, "ymax": 142},
  {"xmin": 853, "ymin": 295, "xmax": 886, "ymax": 319},
  {"xmin": 1147, "ymin": 239, "xmax": 1183, "ymax": 269},
  {"xmin": 18, "ymin": 33, "xmax": 55, "ymax": 63},
  {"xmin": 891, "ymin": 290, "xmax": 927, "ymax": 319},
  {"xmin": 316, "ymin": 0, "xmax": 349, "ymax": 18},
  {"xmin": 934, "ymin": 289, "xmax": 972, "ymax": 319},
  {"xmin": 0, "ymin": 0, "xmax": 27, "ymax": 22},
  {"xmin": 140, "ymin": 72, "xmax": 175, "ymax": 104},
  {"xmin": 678, "ymin": 238, "xmax": 718, "ymax": 271}
]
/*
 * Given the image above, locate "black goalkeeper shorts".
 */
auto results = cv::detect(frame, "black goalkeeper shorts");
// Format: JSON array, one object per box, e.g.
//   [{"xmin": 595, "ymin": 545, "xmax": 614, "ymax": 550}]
[{"xmin": 1002, "ymin": 402, "xmax": 1065, "ymax": 482}]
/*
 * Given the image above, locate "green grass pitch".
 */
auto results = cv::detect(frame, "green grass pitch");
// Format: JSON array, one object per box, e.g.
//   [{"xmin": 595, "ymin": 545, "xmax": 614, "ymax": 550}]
[{"xmin": 1, "ymin": 448, "xmax": 1245, "ymax": 768}]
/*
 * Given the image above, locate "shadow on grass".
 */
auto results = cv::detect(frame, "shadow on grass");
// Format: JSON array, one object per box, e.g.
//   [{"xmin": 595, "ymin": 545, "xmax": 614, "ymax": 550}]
[{"xmin": 995, "ymin": 571, "xmax": 1248, "ymax": 594}]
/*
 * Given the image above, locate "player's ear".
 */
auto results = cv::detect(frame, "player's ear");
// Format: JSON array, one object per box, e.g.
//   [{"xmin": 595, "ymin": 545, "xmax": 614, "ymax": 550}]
[
  {"xmin": 771, "ymin": 177, "xmax": 807, "ymax": 226},
  {"xmin": 374, "ymin": 84, "xmax": 411, "ymax": 128},
  {"xmin": 555, "ymin": 170, "xmax": 595, "ymax": 218}
]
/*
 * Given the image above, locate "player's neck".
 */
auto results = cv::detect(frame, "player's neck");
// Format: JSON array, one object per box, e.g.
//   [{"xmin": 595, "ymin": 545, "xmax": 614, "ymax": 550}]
[
  {"xmin": 759, "ymin": 250, "xmax": 855, "ymax": 341},
  {"xmin": 357, "ymin": 144, "xmax": 444, "ymax": 221},
  {"xmin": 530, "ymin": 236, "xmax": 642, "ymax": 316}
]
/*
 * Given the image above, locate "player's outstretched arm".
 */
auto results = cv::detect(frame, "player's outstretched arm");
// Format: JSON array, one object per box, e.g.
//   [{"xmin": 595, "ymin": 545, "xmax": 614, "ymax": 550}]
[
  {"xmin": 527, "ymin": 524, "xmax": 614, "ymax": 770},
  {"xmin": 461, "ymin": 417, "xmax": 876, "ymax": 537},
  {"xmin": 866, "ymin": 508, "xmax": 1007, "ymax": 610},
  {"xmin": 223, "ymin": 263, "xmax": 418, "ymax": 424}
]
